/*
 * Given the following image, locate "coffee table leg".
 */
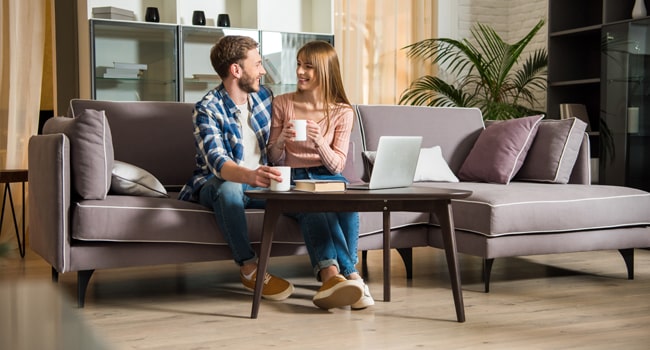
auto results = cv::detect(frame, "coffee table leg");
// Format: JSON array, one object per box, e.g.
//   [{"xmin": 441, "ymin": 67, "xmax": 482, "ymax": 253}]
[
  {"xmin": 433, "ymin": 201, "xmax": 466, "ymax": 322},
  {"xmin": 383, "ymin": 210, "xmax": 391, "ymax": 301},
  {"xmin": 251, "ymin": 204, "xmax": 281, "ymax": 319}
]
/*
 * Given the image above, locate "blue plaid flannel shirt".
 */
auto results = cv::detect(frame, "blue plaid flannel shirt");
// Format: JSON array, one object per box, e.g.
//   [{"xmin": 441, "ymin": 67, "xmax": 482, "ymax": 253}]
[{"xmin": 178, "ymin": 84, "xmax": 273, "ymax": 202}]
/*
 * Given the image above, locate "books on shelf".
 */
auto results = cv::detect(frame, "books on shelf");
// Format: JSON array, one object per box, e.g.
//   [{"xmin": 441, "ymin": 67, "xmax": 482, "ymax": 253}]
[
  {"xmin": 92, "ymin": 6, "xmax": 136, "ymax": 21},
  {"xmin": 114, "ymin": 62, "xmax": 148, "ymax": 70},
  {"xmin": 293, "ymin": 179, "xmax": 346, "ymax": 192},
  {"xmin": 99, "ymin": 63, "xmax": 148, "ymax": 79}
]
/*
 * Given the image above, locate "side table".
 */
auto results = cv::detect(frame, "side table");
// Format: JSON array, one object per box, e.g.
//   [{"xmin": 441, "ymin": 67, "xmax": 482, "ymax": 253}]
[{"xmin": 0, "ymin": 169, "xmax": 28, "ymax": 257}]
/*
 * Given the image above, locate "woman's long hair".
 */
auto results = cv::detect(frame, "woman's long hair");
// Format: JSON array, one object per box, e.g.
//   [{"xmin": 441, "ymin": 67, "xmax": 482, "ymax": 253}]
[{"xmin": 297, "ymin": 41, "xmax": 351, "ymax": 134}]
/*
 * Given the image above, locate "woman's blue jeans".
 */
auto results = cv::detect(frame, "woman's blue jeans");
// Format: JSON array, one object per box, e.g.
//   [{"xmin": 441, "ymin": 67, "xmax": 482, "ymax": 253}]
[
  {"xmin": 289, "ymin": 166, "xmax": 360, "ymax": 279},
  {"xmin": 198, "ymin": 177, "xmax": 265, "ymax": 266}
]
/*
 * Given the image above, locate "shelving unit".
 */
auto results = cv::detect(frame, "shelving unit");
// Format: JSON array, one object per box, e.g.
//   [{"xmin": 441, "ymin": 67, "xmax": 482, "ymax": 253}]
[
  {"xmin": 601, "ymin": 17, "xmax": 650, "ymax": 191},
  {"xmin": 90, "ymin": 19, "xmax": 179, "ymax": 101},
  {"xmin": 82, "ymin": 0, "xmax": 334, "ymax": 102},
  {"xmin": 547, "ymin": 0, "xmax": 636, "ymax": 184}
]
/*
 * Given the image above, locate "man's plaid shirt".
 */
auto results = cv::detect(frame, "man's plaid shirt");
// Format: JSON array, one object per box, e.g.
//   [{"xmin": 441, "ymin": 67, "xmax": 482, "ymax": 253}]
[{"xmin": 179, "ymin": 84, "xmax": 273, "ymax": 202}]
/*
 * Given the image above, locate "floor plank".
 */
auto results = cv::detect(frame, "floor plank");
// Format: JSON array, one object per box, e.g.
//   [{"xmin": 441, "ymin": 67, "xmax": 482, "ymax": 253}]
[{"xmin": 1, "ymin": 245, "xmax": 649, "ymax": 349}]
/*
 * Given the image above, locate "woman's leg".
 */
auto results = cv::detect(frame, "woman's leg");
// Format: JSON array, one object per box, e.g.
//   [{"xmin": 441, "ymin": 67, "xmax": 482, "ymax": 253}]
[{"xmin": 326, "ymin": 212, "xmax": 360, "ymax": 277}]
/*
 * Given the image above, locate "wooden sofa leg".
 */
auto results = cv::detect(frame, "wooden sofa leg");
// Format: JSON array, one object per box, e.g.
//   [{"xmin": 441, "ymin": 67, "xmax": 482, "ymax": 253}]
[
  {"xmin": 483, "ymin": 258, "xmax": 495, "ymax": 293},
  {"xmin": 361, "ymin": 250, "xmax": 368, "ymax": 279},
  {"xmin": 618, "ymin": 248, "xmax": 634, "ymax": 280},
  {"xmin": 397, "ymin": 248, "xmax": 413, "ymax": 279},
  {"xmin": 51, "ymin": 267, "xmax": 59, "ymax": 283},
  {"xmin": 77, "ymin": 270, "xmax": 95, "ymax": 308}
]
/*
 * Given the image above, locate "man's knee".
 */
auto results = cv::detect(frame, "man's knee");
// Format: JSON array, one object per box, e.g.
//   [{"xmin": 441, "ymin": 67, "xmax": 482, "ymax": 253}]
[{"xmin": 201, "ymin": 179, "xmax": 243, "ymax": 206}]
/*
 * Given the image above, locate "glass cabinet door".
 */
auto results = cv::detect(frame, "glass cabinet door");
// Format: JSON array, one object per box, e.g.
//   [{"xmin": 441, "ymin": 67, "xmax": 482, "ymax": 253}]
[
  {"xmin": 179, "ymin": 26, "xmax": 259, "ymax": 102},
  {"xmin": 602, "ymin": 19, "xmax": 650, "ymax": 191},
  {"xmin": 90, "ymin": 19, "xmax": 178, "ymax": 101},
  {"xmin": 260, "ymin": 31, "xmax": 334, "ymax": 95}
]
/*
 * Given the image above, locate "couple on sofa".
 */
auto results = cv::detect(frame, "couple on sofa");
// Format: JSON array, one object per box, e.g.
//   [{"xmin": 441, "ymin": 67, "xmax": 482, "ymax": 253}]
[{"xmin": 178, "ymin": 35, "xmax": 373, "ymax": 310}]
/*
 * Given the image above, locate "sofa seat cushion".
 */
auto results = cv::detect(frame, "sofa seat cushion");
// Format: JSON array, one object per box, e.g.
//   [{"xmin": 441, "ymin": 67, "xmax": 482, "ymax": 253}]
[
  {"xmin": 71, "ymin": 195, "xmax": 304, "ymax": 245},
  {"xmin": 415, "ymin": 182, "xmax": 650, "ymax": 237}
]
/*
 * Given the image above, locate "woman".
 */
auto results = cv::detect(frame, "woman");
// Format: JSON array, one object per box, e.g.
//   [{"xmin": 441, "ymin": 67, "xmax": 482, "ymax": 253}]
[{"xmin": 268, "ymin": 40, "xmax": 373, "ymax": 310}]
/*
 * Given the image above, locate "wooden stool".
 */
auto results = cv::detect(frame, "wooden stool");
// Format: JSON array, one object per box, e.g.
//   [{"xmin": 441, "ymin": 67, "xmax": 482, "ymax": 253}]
[{"xmin": 0, "ymin": 169, "xmax": 28, "ymax": 257}]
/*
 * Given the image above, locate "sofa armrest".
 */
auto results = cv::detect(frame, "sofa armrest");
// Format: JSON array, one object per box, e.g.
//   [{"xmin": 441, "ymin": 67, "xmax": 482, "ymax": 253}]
[
  {"xmin": 568, "ymin": 133, "xmax": 591, "ymax": 185},
  {"xmin": 28, "ymin": 134, "xmax": 72, "ymax": 273}
]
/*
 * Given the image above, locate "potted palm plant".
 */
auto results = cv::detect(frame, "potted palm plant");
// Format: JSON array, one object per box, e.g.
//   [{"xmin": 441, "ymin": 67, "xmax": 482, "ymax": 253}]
[{"xmin": 400, "ymin": 19, "xmax": 547, "ymax": 120}]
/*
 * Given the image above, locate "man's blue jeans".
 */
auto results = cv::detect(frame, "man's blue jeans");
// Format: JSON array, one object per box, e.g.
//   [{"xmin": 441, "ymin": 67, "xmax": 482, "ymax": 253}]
[
  {"xmin": 290, "ymin": 166, "xmax": 360, "ymax": 279},
  {"xmin": 198, "ymin": 177, "xmax": 265, "ymax": 266}
]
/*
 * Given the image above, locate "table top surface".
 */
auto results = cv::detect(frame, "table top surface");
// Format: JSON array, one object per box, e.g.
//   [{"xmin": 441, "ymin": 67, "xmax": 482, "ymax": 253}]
[
  {"xmin": 0, "ymin": 169, "xmax": 28, "ymax": 183},
  {"xmin": 246, "ymin": 185, "xmax": 472, "ymax": 201}
]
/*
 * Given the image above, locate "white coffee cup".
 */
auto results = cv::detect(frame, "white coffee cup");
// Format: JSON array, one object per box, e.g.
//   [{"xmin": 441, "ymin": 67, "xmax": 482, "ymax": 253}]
[
  {"xmin": 269, "ymin": 166, "xmax": 291, "ymax": 191},
  {"xmin": 292, "ymin": 119, "xmax": 307, "ymax": 141}
]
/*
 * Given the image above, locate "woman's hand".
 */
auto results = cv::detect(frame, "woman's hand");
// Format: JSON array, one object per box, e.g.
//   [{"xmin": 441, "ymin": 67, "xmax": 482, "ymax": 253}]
[
  {"xmin": 306, "ymin": 120, "xmax": 324, "ymax": 146},
  {"xmin": 275, "ymin": 121, "xmax": 296, "ymax": 149}
]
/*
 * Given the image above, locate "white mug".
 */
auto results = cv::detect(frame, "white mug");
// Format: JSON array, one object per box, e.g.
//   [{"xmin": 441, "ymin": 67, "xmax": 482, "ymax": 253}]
[
  {"xmin": 292, "ymin": 119, "xmax": 307, "ymax": 141},
  {"xmin": 269, "ymin": 166, "xmax": 291, "ymax": 191}
]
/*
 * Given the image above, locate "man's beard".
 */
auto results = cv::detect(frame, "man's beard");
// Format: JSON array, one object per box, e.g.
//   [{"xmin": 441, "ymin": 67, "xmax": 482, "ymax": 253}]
[{"xmin": 238, "ymin": 71, "xmax": 259, "ymax": 93}]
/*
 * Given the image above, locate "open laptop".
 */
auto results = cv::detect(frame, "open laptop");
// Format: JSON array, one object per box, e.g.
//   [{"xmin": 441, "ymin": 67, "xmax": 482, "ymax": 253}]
[{"xmin": 347, "ymin": 136, "xmax": 423, "ymax": 190}]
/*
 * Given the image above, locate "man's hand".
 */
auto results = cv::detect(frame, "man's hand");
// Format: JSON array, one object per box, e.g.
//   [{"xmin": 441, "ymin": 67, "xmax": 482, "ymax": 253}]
[
  {"xmin": 249, "ymin": 165, "xmax": 283, "ymax": 188},
  {"xmin": 220, "ymin": 162, "xmax": 283, "ymax": 188}
]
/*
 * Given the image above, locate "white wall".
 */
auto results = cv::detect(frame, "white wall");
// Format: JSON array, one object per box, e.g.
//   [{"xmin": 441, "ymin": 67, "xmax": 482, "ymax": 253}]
[{"xmin": 441, "ymin": 0, "xmax": 548, "ymax": 111}]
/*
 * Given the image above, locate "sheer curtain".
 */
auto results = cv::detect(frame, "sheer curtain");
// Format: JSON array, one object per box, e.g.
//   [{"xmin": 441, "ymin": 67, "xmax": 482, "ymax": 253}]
[
  {"xmin": 334, "ymin": 0, "xmax": 437, "ymax": 104},
  {"xmin": 0, "ymin": 0, "xmax": 46, "ymax": 247}
]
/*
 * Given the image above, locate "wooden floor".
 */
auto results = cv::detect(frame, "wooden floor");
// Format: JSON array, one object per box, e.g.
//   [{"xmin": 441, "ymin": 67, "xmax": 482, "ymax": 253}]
[{"xmin": 1, "ymin": 245, "xmax": 650, "ymax": 349}]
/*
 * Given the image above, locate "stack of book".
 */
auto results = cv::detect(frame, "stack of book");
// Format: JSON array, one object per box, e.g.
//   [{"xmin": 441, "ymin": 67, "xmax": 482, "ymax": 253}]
[
  {"xmin": 101, "ymin": 62, "xmax": 148, "ymax": 79},
  {"xmin": 92, "ymin": 7, "xmax": 136, "ymax": 21}
]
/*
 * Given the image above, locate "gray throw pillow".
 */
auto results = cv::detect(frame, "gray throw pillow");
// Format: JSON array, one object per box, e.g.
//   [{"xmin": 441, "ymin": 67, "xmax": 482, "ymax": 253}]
[
  {"xmin": 515, "ymin": 118, "xmax": 588, "ymax": 184},
  {"xmin": 42, "ymin": 109, "xmax": 114, "ymax": 199},
  {"xmin": 111, "ymin": 160, "xmax": 168, "ymax": 198},
  {"xmin": 458, "ymin": 115, "xmax": 544, "ymax": 184}
]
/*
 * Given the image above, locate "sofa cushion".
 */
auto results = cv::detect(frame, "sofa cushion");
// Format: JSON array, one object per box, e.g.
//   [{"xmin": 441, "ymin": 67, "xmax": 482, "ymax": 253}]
[
  {"xmin": 458, "ymin": 115, "xmax": 543, "ymax": 184},
  {"xmin": 71, "ymin": 195, "xmax": 304, "ymax": 245},
  {"xmin": 515, "ymin": 118, "xmax": 588, "ymax": 184},
  {"xmin": 413, "ymin": 146, "xmax": 459, "ymax": 182},
  {"xmin": 42, "ymin": 109, "xmax": 114, "ymax": 199},
  {"xmin": 111, "ymin": 160, "xmax": 168, "ymax": 198},
  {"xmin": 418, "ymin": 182, "xmax": 650, "ymax": 237}
]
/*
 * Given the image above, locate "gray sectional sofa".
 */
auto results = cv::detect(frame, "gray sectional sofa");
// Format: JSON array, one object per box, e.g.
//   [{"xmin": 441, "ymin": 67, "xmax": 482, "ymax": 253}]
[{"xmin": 28, "ymin": 99, "xmax": 650, "ymax": 307}]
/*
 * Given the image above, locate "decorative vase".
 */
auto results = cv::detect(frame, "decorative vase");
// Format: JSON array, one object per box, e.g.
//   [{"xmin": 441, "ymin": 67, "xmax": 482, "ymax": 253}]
[
  {"xmin": 192, "ymin": 11, "xmax": 206, "ymax": 26},
  {"xmin": 627, "ymin": 107, "xmax": 640, "ymax": 133},
  {"xmin": 145, "ymin": 7, "xmax": 159, "ymax": 22},
  {"xmin": 217, "ymin": 13, "xmax": 231, "ymax": 27},
  {"xmin": 632, "ymin": 0, "xmax": 647, "ymax": 19}
]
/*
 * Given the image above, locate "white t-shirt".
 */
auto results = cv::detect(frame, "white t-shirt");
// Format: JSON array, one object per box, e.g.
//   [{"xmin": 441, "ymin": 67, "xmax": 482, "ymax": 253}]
[{"xmin": 238, "ymin": 102, "xmax": 262, "ymax": 170}]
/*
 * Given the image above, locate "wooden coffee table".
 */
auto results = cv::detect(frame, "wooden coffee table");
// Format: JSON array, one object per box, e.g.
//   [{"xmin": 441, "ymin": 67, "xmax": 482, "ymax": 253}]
[{"xmin": 246, "ymin": 186, "xmax": 472, "ymax": 322}]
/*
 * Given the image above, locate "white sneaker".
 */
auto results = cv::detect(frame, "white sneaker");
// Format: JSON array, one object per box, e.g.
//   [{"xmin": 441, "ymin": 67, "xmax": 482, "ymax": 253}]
[{"xmin": 351, "ymin": 280, "xmax": 375, "ymax": 310}]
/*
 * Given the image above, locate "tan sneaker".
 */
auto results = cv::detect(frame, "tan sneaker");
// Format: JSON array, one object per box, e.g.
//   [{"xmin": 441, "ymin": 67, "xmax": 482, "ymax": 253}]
[
  {"xmin": 313, "ymin": 274, "xmax": 363, "ymax": 310},
  {"xmin": 241, "ymin": 270, "xmax": 294, "ymax": 301}
]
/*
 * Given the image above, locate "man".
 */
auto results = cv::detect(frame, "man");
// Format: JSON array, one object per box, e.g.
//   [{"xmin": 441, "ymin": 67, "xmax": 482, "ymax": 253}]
[{"xmin": 179, "ymin": 35, "xmax": 293, "ymax": 301}]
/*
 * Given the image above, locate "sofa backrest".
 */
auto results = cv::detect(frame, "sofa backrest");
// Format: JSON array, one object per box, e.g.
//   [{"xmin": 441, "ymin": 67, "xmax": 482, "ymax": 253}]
[
  {"xmin": 341, "ymin": 107, "xmax": 366, "ymax": 183},
  {"xmin": 68, "ymin": 99, "xmax": 196, "ymax": 189},
  {"xmin": 354, "ymin": 105, "xmax": 484, "ymax": 173}
]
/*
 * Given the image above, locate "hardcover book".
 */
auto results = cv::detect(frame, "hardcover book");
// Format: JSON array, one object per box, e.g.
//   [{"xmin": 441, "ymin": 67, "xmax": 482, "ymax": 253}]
[{"xmin": 293, "ymin": 179, "xmax": 346, "ymax": 192}]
